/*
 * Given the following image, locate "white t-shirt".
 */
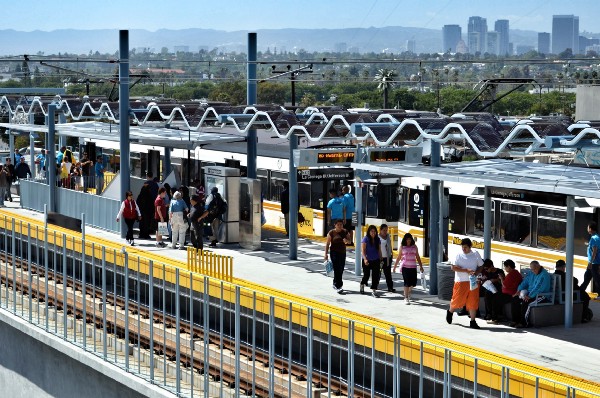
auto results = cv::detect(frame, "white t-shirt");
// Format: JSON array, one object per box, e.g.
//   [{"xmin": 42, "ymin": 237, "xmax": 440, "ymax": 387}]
[
  {"xmin": 453, "ymin": 250, "xmax": 483, "ymax": 282},
  {"xmin": 379, "ymin": 234, "xmax": 391, "ymax": 258}
]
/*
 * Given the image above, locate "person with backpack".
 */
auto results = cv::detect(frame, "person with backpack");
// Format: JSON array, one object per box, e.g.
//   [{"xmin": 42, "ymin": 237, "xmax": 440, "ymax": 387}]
[
  {"xmin": 116, "ymin": 190, "xmax": 142, "ymax": 246},
  {"xmin": 199, "ymin": 186, "xmax": 227, "ymax": 247}
]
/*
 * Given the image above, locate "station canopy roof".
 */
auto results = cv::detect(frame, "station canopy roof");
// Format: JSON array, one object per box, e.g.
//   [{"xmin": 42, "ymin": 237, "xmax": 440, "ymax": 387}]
[
  {"xmin": 0, "ymin": 121, "xmax": 244, "ymax": 150},
  {"xmin": 352, "ymin": 158, "xmax": 600, "ymax": 200}
]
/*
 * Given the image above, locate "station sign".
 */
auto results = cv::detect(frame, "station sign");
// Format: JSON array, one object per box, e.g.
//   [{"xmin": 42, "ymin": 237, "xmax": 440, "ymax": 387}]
[
  {"xmin": 364, "ymin": 147, "xmax": 423, "ymax": 164},
  {"xmin": 297, "ymin": 168, "xmax": 354, "ymax": 181},
  {"xmin": 294, "ymin": 148, "xmax": 357, "ymax": 167}
]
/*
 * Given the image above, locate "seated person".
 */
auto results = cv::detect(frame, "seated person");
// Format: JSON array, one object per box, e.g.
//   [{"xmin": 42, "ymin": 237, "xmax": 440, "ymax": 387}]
[
  {"xmin": 490, "ymin": 259, "xmax": 523, "ymax": 324},
  {"xmin": 479, "ymin": 259, "xmax": 504, "ymax": 321},
  {"xmin": 554, "ymin": 259, "xmax": 592, "ymax": 323},
  {"xmin": 510, "ymin": 260, "xmax": 552, "ymax": 328}
]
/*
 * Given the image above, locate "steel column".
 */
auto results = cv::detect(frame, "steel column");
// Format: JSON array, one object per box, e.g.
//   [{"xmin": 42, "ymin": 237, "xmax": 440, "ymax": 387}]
[
  {"xmin": 246, "ymin": 32, "xmax": 257, "ymax": 179},
  {"xmin": 29, "ymin": 113, "xmax": 35, "ymax": 179},
  {"xmin": 175, "ymin": 269, "xmax": 181, "ymax": 394},
  {"xmin": 81, "ymin": 213, "xmax": 86, "ymax": 348},
  {"xmin": 289, "ymin": 135, "xmax": 298, "ymax": 259},
  {"xmin": 429, "ymin": 140, "xmax": 441, "ymax": 294},
  {"xmin": 47, "ymin": 104, "xmax": 57, "ymax": 212},
  {"xmin": 483, "ymin": 187, "xmax": 492, "ymax": 259},
  {"xmin": 565, "ymin": 195, "xmax": 575, "ymax": 327},
  {"xmin": 234, "ymin": 286, "xmax": 241, "ymax": 397},
  {"xmin": 119, "ymin": 30, "xmax": 131, "ymax": 239}
]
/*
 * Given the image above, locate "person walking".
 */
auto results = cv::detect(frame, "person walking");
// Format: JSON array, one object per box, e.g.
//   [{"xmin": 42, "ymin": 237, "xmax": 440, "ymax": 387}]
[
  {"xmin": 5, "ymin": 158, "xmax": 14, "ymax": 202},
  {"xmin": 445, "ymin": 238, "xmax": 484, "ymax": 329},
  {"xmin": 154, "ymin": 187, "xmax": 168, "ymax": 248},
  {"xmin": 360, "ymin": 225, "xmax": 383, "ymax": 297},
  {"xmin": 280, "ymin": 181, "xmax": 290, "ymax": 237},
  {"xmin": 94, "ymin": 156, "xmax": 105, "ymax": 194},
  {"xmin": 324, "ymin": 219, "xmax": 350, "ymax": 294},
  {"xmin": 581, "ymin": 222, "xmax": 600, "ymax": 295},
  {"xmin": 169, "ymin": 191, "xmax": 189, "ymax": 250},
  {"xmin": 136, "ymin": 183, "xmax": 154, "ymax": 239},
  {"xmin": 393, "ymin": 233, "xmax": 424, "ymax": 304},
  {"xmin": 0, "ymin": 165, "xmax": 9, "ymax": 207},
  {"xmin": 116, "ymin": 190, "xmax": 141, "ymax": 246},
  {"xmin": 379, "ymin": 224, "xmax": 395, "ymax": 292},
  {"xmin": 14, "ymin": 157, "xmax": 32, "ymax": 180},
  {"xmin": 189, "ymin": 194, "xmax": 204, "ymax": 250}
]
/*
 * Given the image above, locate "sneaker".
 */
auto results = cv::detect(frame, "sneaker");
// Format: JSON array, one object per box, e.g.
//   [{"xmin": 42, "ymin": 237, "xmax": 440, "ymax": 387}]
[
  {"xmin": 209, "ymin": 241, "xmax": 217, "ymax": 247},
  {"xmin": 337, "ymin": 289, "xmax": 344, "ymax": 295},
  {"xmin": 130, "ymin": 240, "xmax": 135, "ymax": 246},
  {"xmin": 405, "ymin": 298, "xmax": 410, "ymax": 305},
  {"xmin": 159, "ymin": 242, "xmax": 167, "ymax": 247},
  {"xmin": 332, "ymin": 284, "xmax": 338, "ymax": 291},
  {"xmin": 446, "ymin": 310, "xmax": 453, "ymax": 324},
  {"xmin": 360, "ymin": 284, "xmax": 365, "ymax": 294},
  {"xmin": 371, "ymin": 290, "xmax": 378, "ymax": 298},
  {"xmin": 486, "ymin": 319, "xmax": 499, "ymax": 325},
  {"xmin": 470, "ymin": 320, "xmax": 481, "ymax": 329},
  {"xmin": 155, "ymin": 242, "xmax": 162, "ymax": 248}
]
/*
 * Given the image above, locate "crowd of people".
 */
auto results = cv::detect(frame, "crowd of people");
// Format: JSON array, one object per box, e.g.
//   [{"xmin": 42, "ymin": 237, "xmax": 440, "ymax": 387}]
[{"xmin": 116, "ymin": 173, "xmax": 227, "ymax": 250}]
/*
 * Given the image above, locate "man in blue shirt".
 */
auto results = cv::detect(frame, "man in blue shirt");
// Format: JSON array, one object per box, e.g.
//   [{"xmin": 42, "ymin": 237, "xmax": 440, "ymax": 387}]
[
  {"xmin": 326, "ymin": 188, "xmax": 345, "ymax": 231},
  {"xmin": 342, "ymin": 185, "xmax": 355, "ymax": 244},
  {"xmin": 35, "ymin": 149, "xmax": 46, "ymax": 178},
  {"xmin": 94, "ymin": 156, "xmax": 105, "ymax": 195},
  {"xmin": 581, "ymin": 222, "xmax": 600, "ymax": 295},
  {"xmin": 510, "ymin": 260, "xmax": 552, "ymax": 327}
]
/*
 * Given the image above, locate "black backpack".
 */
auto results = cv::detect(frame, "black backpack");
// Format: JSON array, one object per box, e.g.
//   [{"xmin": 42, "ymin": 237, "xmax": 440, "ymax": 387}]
[{"xmin": 211, "ymin": 193, "xmax": 228, "ymax": 216}]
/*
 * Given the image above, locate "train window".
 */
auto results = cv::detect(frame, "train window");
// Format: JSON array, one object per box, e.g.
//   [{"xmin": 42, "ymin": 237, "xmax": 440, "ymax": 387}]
[
  {"xmin": 270, "ymin": 171, "xmax": 288, "ymax": 201},
  {"xmin": 298, "ymin": 182, "xmax": 311, "ymax": 207},
  {"xmin": 500, "ymin": 202, "xmax": 531, "ymax": 245},
  {"xmin": 366, "ymin": 185, "xmax": 378, "ymax": 217},
  {"xmin": 465, "ymin": 198, "xmax": 495, "ymax": 238},
  {"xmin": 257, "ymin": 169, "xmax": 269, "ymax": 199},
  {"xmin": 537, "ymin": 208, "xmax": 566, "ymax": 251}
]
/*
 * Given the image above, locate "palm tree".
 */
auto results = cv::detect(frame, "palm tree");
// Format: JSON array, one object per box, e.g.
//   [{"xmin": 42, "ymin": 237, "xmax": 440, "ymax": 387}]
[{"xmin": 374, "ymin": 68, "xmax": 396, "ymax": 109}]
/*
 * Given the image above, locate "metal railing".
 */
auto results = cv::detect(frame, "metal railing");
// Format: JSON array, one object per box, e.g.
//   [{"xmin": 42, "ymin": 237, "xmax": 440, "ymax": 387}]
[
  {"xmin": 19, "ymin": 179, "xmax": 120, "ymax": 233},
  {"xmin": 186, "ymin": 247, "xmax": 233, "ymax": 282},
  {"xmin": 0, "ymin": 213, "xmax": 598, "ymax": 398}
]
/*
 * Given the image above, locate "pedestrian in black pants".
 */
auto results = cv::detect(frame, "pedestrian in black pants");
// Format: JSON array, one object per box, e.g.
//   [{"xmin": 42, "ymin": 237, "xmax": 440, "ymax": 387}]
[
  {"xmin": 379, "ymin": 224, "xmax": 395, "ymax": 292},
  {"xmin": 324, "ymin": 219, "xmax": 350, "ymax": 294},
  {"xmin": 189, "ymin": 194, "xmax": 204, "ymax": 250},
  {"xmin": 360, "ymin": 225, "xmax": 383, "ymax": 297},
  {"xmin": 116, "ymin": 191, "xmax": 141, "ymax": 246}
]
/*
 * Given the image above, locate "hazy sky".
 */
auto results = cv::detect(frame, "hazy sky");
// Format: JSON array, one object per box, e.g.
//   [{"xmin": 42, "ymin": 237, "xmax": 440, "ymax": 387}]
[{"xmin": 8, "ymin": 0, "xmax": 598, "ymax": 33}]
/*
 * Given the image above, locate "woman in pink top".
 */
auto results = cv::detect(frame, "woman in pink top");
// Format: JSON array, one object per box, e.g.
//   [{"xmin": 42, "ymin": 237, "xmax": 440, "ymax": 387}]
[{"xmin": 393, "ymin": 233, "xmax": 424, "ymax": 304}]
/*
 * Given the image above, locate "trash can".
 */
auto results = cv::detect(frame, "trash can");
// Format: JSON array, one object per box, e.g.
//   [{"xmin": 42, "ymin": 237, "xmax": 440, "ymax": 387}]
[{"xmin": 437, "ymin": 262, "xmax": 454, "ymax": 301}]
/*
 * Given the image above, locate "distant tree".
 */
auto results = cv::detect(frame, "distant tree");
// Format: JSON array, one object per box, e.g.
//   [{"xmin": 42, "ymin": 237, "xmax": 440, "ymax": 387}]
[
  {"xmin": 300, "ymin": 93, "xmax": 317, "ymax": 107},
  {"xmin": 374, "ymin": 68, "xmax": 396, "ymax": 109},
  {"xmin": 258, "ymin": 82, "xmax": 287, "ymax": 105}
]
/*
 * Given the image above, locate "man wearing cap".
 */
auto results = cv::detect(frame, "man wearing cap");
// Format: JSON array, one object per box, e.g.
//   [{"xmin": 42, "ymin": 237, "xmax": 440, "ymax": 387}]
[{"xmin": 188, "ymin": 194, "xmax": 204, "ymax": 250}]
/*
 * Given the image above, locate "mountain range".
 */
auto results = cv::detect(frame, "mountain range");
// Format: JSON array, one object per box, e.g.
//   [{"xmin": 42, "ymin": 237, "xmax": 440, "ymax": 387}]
[{"xmin": 0, "ymin": 27, "xmax": 552, "ymax": 55}]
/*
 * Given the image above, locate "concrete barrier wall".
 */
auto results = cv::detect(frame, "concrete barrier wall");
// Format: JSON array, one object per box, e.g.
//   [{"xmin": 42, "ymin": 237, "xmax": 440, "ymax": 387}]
[{"xmin": 0, "ymin": 311, "xmax": 173, "ymax": 398}]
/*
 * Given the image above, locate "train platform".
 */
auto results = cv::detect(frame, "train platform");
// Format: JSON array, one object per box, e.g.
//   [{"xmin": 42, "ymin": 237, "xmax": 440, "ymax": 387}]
[{"xmin": 3, "ymin": 197, "xmax": 600, "ymax": 387}]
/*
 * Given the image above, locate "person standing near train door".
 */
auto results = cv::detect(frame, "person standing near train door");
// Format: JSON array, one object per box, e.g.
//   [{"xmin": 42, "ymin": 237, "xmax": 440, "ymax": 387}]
[
  {"xmin": 581, "ymin": 222, "xmax": 600, "ymax": 296},
  {"xmin": 94, "ymin": 155, "xmax": 105, "ymax": 195},
  {"xmin": 342, "ymin": 185, "xmax": 355, "ymax": 244}
]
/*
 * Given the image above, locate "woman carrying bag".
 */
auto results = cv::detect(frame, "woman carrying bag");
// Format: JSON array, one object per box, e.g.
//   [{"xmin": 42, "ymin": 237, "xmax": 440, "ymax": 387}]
[
  {"xmin": 360, "ymin": 225, "xmax": 383, "ymax": 297},
  {"xmin": 116, "ymin": 190, "xmax": 141, "ymax": 246}
]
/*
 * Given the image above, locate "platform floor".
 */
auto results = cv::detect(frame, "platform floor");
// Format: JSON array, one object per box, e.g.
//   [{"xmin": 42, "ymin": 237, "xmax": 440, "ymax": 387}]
[{"xmin": 4, "ymin": 198, "xmax": 600, "ymax": 386}]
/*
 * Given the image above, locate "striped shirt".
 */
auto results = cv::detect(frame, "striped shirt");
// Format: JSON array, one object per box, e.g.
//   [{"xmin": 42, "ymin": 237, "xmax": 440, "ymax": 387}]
[{"xmin": 399, "ymin": 245, "xmax": 419, "ymax": 268}]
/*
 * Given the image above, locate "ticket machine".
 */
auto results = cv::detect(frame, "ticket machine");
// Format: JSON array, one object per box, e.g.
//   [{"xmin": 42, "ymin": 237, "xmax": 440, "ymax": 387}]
[
  {"xmin": 203, "ymin": 166, "xmax": 240, "ymax": 243},
  {"xmin": 239, "ymin": 178, "xmax": 262, "ymax": 250}
]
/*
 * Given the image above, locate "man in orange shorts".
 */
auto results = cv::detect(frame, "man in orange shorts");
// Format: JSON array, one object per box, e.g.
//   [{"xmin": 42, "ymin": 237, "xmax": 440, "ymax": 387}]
[{"xmin": 445, "ymin": 238, "xmax": 484, "ymax": 329}]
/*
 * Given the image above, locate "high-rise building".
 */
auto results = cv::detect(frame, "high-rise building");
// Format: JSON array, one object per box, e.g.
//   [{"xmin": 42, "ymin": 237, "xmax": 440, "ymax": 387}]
[
  {"xmin": 468, "ymin": 16, "xmax": 488, "ymax": 54},
  {"xmin": 494, "ymin": 20, "xmax": 509, "ymax": 56},
  {"xmin": 538, "ymin": 32, "xmax": 550, "ymax": 54},
  {"xmin": 406, "ymin": 39, "xmax": 416, "ymax": 53},
  {"xmin": 486, "ymin": 31, "xmax": 499, "ymax": 55},
  {"xmin": 552, "ymin": 15, "xmax": 579, "ymax": 54},
  {"xmin": 442, "ymin": 24, "xmax": 462, "ymax": 53}
]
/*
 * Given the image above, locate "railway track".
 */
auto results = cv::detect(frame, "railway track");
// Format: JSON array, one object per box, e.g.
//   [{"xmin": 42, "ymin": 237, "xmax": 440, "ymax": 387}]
[{"xmin": 0, "ymin": 254, "xmax": 364, "ymax": 398}]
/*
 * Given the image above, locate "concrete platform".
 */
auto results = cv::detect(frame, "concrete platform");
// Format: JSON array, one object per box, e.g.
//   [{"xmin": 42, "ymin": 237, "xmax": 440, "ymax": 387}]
[{"xmin": 3, "ymin": 198, "xmax": 600, "ymax": 386}]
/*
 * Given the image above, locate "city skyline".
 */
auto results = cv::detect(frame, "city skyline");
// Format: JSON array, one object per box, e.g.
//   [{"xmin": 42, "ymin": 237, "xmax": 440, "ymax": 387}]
[{"xmin": 3, "ymin": 0, "xmax": 599, "ymax": 34}]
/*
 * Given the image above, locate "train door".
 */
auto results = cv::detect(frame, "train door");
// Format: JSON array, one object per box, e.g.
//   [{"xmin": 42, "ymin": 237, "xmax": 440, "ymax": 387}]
[{"xmin": 408, "ymin": 187, "xmax": 429, "ymax": 256}]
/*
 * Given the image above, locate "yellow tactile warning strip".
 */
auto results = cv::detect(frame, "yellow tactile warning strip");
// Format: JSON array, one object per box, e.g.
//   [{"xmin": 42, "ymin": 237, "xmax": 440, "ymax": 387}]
[{"xmin": 2, "ymin": 210, "xmax": 599, "ymax": 397}]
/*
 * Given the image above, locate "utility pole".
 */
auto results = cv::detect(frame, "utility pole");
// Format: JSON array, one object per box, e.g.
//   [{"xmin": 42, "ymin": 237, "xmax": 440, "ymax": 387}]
[{"xmin": 268, "ymin": 64, "xmax": 313, "ymax": 106}]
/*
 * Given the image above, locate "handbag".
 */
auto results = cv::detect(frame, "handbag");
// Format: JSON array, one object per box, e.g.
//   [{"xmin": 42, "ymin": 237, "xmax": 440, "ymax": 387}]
[
  {"xmin": 324, "ymin": 260, "xmax": 334, "ymax": 277},
  {"xmin": 420, "ymin": 271, "xmax": 427, "ymax": 290},
  {"xmin": 157, "ymin": 222, "xmax": 169, "ymax": 236}
]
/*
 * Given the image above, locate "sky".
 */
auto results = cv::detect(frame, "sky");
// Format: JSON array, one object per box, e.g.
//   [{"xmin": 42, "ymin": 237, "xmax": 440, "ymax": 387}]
[{"xmin": 6, "ymin": 0, "xmax": 599, "ymax": 33}]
